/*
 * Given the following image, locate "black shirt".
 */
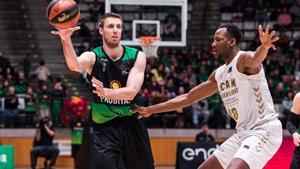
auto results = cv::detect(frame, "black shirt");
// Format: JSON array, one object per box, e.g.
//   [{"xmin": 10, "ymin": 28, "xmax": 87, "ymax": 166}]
[
  {"xmin": 287, "ymin": 112, "xmax": 300, "ymax": 135},
  {"xmin": 195, "ymin": 132, "xmax": 215, "ymax": 142},
  {"xmin": 35, "ymin": 124, "xmax": 54, "ymax": 146}
]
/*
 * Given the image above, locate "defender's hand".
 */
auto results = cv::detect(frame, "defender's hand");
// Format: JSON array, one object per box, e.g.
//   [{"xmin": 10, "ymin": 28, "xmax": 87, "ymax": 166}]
[
  {"xmin": 292, "ymin": 132, "xmax": 300, "ymax": 146},
  {"xmin": 131, "ymin": 106, "xmax": 153, "ymax": 118},
  {"xmin": 258, "ymin": 24, "xmax": 279, "ymax": 50},
  {"xmin": 51, "ymin": 26, "xmax": 80, "ymax": 41}
]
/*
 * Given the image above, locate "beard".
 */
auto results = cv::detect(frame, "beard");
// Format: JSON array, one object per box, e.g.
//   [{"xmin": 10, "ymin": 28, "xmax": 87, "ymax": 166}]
[{"xmin": 103, "ymin": 37, "xmax": 120, "ymax": 48}]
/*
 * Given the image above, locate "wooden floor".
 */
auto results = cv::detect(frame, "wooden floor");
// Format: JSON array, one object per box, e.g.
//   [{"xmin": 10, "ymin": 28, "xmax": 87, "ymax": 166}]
[{"xmin": 16, "ymin": 166, "xmax": 175, "ymax": 169}]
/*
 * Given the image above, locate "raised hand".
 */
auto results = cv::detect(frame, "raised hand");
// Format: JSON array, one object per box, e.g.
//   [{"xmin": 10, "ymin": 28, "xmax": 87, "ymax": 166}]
[
  {"xmin": 131, "ymin": 106, "xmax": 153, "ymax": 118},
  {"xmin": 258, "ymin": 24, "xmax": 279, "ymax": 50},
  {"xmin": 292, "ymin": 132, "xmax": 300, "ymax": 147},
  {"xmin": 51, "ymin": 26, "xmax": 80, "ymax": 41}
]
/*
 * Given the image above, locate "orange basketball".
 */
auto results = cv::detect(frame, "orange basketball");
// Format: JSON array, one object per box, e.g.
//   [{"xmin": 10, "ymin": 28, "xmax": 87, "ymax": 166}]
[{"xmin": 46, "ymin": 0, "xmax": 80, "ymax": 29}]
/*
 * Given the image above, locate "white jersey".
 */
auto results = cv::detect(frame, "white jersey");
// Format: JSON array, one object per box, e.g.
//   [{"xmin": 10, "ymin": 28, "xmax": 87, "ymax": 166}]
[{"xmin": 215, "ymin": 51, "xmax": 278, "ymax": 130}]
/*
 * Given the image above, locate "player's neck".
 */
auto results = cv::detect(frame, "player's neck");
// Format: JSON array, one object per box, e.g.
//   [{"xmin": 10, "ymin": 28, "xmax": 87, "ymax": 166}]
[
  {"xmin": 225, "ymin": 47, "xmax": 240, "ymax": 65},
  {"xmin": 103, "ymin": 44, "xmax": 123, "ymax": 61}
]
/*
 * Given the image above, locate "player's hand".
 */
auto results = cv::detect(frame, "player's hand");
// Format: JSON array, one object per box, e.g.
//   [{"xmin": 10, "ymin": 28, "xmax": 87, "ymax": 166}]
[
  {"xmin": 258, "ymin": 24, "xmax": 279, "ymax": 50},
  {"xmin": 91, "ymin": 76, "xmax": 105, "ymax": 97},
  {"xmin": 51, "ymin": 26, "xmax": 80, "ymax": 41},
  {"xmin": 292, "ymin": 132, "xmax": 300, "ymax": 146},
  {"xmin": 131, "ymin": 106, "xmax": 153, "ymax": 119}
]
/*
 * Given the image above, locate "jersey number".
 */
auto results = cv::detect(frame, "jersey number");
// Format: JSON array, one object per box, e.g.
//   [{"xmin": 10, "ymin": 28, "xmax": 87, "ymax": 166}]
[{"xmin": 228, "ymin": 107, "xmax": 238, "ymax": 121}]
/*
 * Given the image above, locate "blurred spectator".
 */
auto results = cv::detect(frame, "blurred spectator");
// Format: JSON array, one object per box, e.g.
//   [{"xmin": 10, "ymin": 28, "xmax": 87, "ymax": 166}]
[
  {"xmin": 51, "ymin": 81, "xmax": 65, "ymax": 126},
  {"xmin": 136, "ymin": 90, "xmax": 150, "ymax": 107},
  {"xmin": 23, "ymin": 86, "xmax": 37, "ymax": 125},
  {"xmin": 162, "ymin": 14, "xmax": 180, "ymax": 39},
  {"xmin": 0, "ymin": 52, "xmax": 11, "ymax": 78},
  {"xmin": 276, "ymin": 31, "xmax": 290, "ymax": 50},
  {"xmin": 14, "ymin": 71, "xmax": 29, "ymax": 94},
  {"xmin": 34, "ymin": 60, "xmax": 52, "ymax": 87},
  {"xmin": 255, "ymin": 0, "xmax": 269, "ymax": 24},
  {"xmin": 31, "ymin": 117, "xmax": 59, "ymax": 169},
  {"xmin": 19, "ymin": 54, "xmax": 31, "ymax": 78},
  {"xmin": 276, "ymin": 7, "xmax": 292, "ymax": 29},
  {"xmin": 289, "ymin": 1, "xmax": 300, "ymax": 21},
  {"xmin": 79, "ymin": 20, "xmax": 91, "ymax": 42},
  {"xmin": 38, "ymin": 83, "xmax": 51, "ymax": 119},
  {"xmin": 2, "ymin": 86, "xmax": 19, "ymax": 127},
  {"xmin": 195, "ymin": 122, "xmax": 215, "ymax": 142},
  {"xmin": 0, "ymin": 79, "xmax": 10, "ymax": 96}
]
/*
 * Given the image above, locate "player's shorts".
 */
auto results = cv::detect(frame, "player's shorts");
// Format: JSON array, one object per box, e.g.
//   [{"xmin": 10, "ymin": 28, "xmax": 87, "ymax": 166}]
[
  {"xmin": 92, "ymin": 115, "xmax": 155, "ymax": 169},
  {"xmin": 213, "ymin": 119, "xmax": 282, "ymax": 169}
]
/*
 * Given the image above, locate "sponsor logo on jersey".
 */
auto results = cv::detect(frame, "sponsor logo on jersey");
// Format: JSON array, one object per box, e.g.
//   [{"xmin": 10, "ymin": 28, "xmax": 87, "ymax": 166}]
[
  {"xmin": 110, "ymin": 80, "xmax": 121, "ymax": 89},
  {"xmin": 99, "ymin": 96, "xmax": 131, "ymax": 105}
]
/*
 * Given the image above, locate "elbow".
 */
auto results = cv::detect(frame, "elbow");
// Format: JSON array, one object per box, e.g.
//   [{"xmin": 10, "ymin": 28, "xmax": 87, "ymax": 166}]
[
  {"xmin": 184, "ymin": 94, "xmax": 194, "ymax": 106},
  {"xmin": 128, "ymin": 92, "xmax": 137, "ymax": 101},
  {"xmin": 68, "ymin": 65, "xmax": 80, "ymax": 72},
  {"xmin": 127, "ymin": 89, "xmax": 139, "ymax": 101}
]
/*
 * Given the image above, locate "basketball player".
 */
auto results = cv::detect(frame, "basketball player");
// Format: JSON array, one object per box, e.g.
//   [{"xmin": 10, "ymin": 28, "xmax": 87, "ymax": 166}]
[
  {"xmin": 133, "ymin": 24, "xmax": 282, "ymax": 169},
  {"xmin": 51, "ymin": 12, "xmax": 154, "ymax": 169},
  {"xmin": 287, "ymin": 92, "xmax": 300, "ymax": 169}
]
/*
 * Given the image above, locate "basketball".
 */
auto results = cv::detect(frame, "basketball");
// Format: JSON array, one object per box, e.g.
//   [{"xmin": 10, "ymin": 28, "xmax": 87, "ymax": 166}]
[{"xmin": 46, "ymin": 0, "xmax": 80, "ymax": 29}]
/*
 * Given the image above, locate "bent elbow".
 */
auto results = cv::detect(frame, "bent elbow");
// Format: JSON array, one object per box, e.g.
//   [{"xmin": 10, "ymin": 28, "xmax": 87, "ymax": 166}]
[
  {"xmin": 68, "ymin": 65, "xmax": 80, "ymax": 72},
  {"xmin": 128, "ymin": 93, "xmax": 137, "ymax": 101}
]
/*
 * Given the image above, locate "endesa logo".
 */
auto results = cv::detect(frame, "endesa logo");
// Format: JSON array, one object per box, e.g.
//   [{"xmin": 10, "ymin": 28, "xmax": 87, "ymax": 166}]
[{"xmin": 182, "ymin": 145, "xmax": 219, "ymax": 161}]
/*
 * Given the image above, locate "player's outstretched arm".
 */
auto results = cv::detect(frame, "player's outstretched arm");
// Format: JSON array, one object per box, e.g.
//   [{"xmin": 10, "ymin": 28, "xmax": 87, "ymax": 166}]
[
  {"xmin": 51, "ymin": 27, "xmax": 95, "ymax": 73},
  {"xmin": 132, "ymin": 71, "xmax": 218, "ymax": 118},
  {"xmin": 238, "ymin": 25, "xmax": 279, "ymax": 72},
  {"xmin": 92, "ymin": 51, "xmax": 146, "ymax": 100}
]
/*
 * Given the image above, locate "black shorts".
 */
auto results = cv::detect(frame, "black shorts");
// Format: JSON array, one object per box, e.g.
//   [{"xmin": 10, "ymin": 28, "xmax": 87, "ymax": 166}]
[{"xmin": 92, "ymin": 115, "xmax": 155, "ymax": 169}]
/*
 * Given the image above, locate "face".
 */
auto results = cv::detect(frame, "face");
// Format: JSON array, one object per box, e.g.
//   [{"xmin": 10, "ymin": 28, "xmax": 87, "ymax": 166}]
[
  {"xmin": 8, "ymin": 86, "xmax": 15, "ymax": 95},
  {"xmin": 211, "ymin": 28, "xmax": 234, "ymax": 58},
  {"xmin": 201, "ymin": 124, "xmax": 209, "ymax": 133},
  {"xmin": 99, "ymin": 17, "xmax": 122, "ymax": 48}
]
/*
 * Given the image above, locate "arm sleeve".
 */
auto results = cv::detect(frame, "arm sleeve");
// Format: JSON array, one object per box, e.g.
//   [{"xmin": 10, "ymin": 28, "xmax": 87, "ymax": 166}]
[{"xmin": 286, "ymin": 111, "xmax": 300, "ymax": 135}]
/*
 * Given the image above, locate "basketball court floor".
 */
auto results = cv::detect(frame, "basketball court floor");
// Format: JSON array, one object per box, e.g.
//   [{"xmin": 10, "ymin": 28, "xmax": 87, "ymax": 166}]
[{"xmin": 16, "ymin": 166, "xmax": 175, "ymax": 169}]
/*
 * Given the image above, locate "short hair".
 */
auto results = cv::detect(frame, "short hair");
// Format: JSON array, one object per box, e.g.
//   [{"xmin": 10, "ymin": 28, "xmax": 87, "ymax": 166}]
[
  {"xmin": 98, "ymin": 12, "xmax": 123, "ymax": 28},
  {"xmin": 219, "ymin": 24, "xmax": 242, "ymax": 43},
  {"xmin": 200, "ymin": 122, "xmax": 208, "ymax": 128}
]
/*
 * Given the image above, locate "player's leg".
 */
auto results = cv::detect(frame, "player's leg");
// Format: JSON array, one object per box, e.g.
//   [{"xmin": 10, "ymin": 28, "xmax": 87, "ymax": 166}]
[
  {"xmin": 93, "ymin": 122, "xmax": 126, "ymax": 169},
  {"xmin": 233, "ymin": 120, "xmax": 282, "ymax": 169},
  {"xmin": 202, "ymin": 134, "xmax": 241, "ymax": 169},
  {"xmin": 123, "ymin": 116, "xmax": 155, "ymax": 169},
  {"xmin": 226, "ymin": 158, "xmax": 249, "ymax": 169},
  {"xmin": 198, "ymin": 155, "xmax": 223, "ymax": 169},
  {"xmin": 290, "ymin": 146, "xmax": 300, "ymax": 169}
]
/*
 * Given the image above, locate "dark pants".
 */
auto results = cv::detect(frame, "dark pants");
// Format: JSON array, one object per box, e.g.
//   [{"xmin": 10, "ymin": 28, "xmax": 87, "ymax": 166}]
[
  {"xmin": 290, "ymin": 146, "xmax": 300, "ymax": 169},
  {"xmin": 30, "ymin": 145, "xmax": 60, "ymax": 169},
  {"xmin": 93, "ymin": 116, "xmax": 155, "ymax": 169}
]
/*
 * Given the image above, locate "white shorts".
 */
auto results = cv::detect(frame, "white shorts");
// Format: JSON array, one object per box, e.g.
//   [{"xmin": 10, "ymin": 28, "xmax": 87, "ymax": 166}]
[{"xmin": 213, "ymin": 119, "xmax": 282, "ymax": 169}]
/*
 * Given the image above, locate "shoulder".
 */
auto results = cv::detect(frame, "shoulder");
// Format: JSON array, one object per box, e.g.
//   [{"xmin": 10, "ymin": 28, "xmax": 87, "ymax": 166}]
[
  {"xmin": 291, "ymin": 92, "xmax": 300, "ymax": 113},
  {"xmin": 293, "ymin": 93, "xmax": 300, "ymax": 104},
  {"xmin": 80, "ymin": 51, "xmax": 96, "ymax": 58},
  {"xmin": 125, "ymin": 46, "xmax": 141, "ymax": 57},
  {"xmin": 237, "ymin": 50, "xmax": 255, "ymax": 61}
]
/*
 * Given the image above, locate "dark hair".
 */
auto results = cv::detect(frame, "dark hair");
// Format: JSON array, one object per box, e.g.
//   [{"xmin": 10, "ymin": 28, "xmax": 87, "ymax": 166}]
[
  {"xmin": 39, "ymin": 60, "xmax": 45, "ymax": 66},
  {"xmin": 219, "ymin": 24, "xmax": 242, "ymax": 43},
  {"xmin": 200, "ymin": 122, "xmax": 208, "ymax": 128},
  {"xmin": 98, "ymin": 12, "xmax": 123, "ymax": 28}
]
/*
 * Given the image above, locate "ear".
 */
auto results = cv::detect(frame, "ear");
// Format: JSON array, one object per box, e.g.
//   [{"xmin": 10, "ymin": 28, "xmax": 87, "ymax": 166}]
[
  {"xmin": 99, "ymin": 27, "xmax": 103, "ymax": 36},
  {"xmin": 228, "ymin": 38, "xmax": 236, "ymax": 47}
]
